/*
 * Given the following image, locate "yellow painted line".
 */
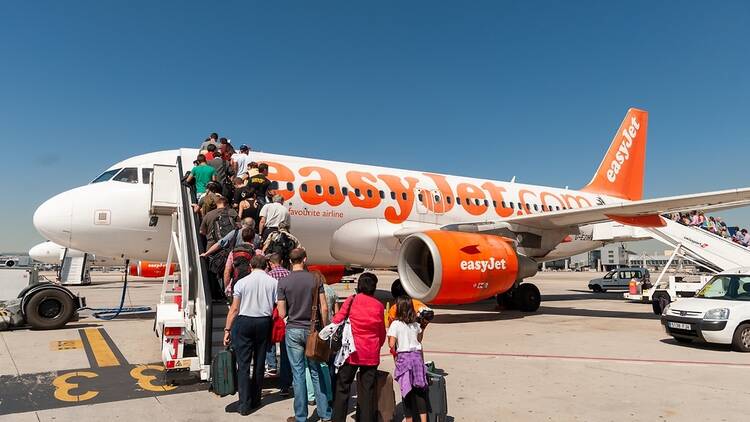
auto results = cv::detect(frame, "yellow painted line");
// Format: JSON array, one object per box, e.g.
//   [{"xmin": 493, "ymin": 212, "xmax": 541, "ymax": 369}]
[
  {"xmin": 83, "ymin": 329, "xmax": 120, "ymax": 367},
  {"xmin": 50, "ymin": 340, "xmax": 83, "ymax": 351}
]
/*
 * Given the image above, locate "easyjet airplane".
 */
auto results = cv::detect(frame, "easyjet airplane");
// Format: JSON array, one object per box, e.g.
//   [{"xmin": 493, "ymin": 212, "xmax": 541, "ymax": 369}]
[{"xmin": 33, "ymin": 109, "xmax": 750, "ymax": 311}]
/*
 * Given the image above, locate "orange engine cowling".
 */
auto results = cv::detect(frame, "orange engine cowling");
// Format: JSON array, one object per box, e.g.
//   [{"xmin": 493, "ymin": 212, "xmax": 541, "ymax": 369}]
[
  {"xmin": 397, "ymin": 230, "xmax": 538, "ymax": 305},
  {"xmin": 129, "ymin": 261, "xmax": 177, "ymax": 278}
]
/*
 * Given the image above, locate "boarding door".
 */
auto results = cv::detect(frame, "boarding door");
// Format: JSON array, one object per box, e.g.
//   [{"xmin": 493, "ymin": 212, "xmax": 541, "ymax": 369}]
[
  {"xmin": 414, "ymin": 187, "xmax": 429, "ymax": 223},
  {"xmin": 431, "ymin": 189, "xmax": 446, "ymax": 224}
]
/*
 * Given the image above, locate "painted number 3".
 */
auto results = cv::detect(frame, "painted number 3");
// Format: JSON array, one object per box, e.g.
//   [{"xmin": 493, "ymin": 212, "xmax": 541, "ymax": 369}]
[{"xmin": 52, "ymin": 365, "xmax": 175, "ymax": 402}]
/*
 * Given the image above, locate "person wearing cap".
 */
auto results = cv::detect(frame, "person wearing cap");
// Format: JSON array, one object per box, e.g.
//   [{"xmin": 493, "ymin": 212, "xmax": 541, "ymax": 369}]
[
  {"xmin": 249, "ymin": 163, "xmax": 272, "ymax": 207},
  {"xmin": 232, "ymin": 145, "xmax": 251, "ymax": 179},
  {"xmin": 259, "ymin": 194, "xmax": 291, "ymax": 242}
]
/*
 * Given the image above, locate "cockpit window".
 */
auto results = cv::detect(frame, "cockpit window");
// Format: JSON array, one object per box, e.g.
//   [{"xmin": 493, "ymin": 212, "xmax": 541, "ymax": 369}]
[
  {"xmin": 91, "ymin": 168, "xmax": 121, "ymax": 184},
  {"xmin": 112, "ymin": 167, "xmax": 139, "ymax": 184},
  {"xmin": 142, "ymin": 168, "xmax": 153, "ymax": 185}
]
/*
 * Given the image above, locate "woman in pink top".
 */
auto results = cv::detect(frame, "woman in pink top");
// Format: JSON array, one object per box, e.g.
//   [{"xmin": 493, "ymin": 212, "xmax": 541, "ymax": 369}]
[{"xmin": 331, "ymin": 272, "xmax": 386, "ymax": 422}]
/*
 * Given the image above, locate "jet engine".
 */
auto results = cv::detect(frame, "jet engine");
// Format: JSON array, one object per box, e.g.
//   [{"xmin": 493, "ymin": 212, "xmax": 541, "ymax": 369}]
[
  {"xmin": 129, "ymin": 261, "xmax": 177, "ymax": 278},
  {"xmin": 397, "ymin": 230, "xmax": 538, "ymax": 304}
]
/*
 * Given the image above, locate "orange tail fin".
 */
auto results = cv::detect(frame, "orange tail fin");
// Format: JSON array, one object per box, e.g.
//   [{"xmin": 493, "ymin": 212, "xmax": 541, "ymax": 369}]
[{"xmin": 582, "ymin": 108, "xmax": 648, "ymax": 201}]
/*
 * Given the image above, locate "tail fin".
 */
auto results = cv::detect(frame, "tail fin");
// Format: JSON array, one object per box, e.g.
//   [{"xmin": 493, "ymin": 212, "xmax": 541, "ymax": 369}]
[{"xmin": 582, "ymin": 108, "xmax": 648, "ymax": 201}]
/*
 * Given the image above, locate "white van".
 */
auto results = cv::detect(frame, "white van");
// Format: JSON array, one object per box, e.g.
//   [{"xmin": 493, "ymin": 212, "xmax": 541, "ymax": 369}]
[
  {"xmin": 661, "ymin": 267, "xmax": 750, "ymax": 352},
  {"xmin": 588, "ymin": 268, "xmax": 649, "ymax": 292}
]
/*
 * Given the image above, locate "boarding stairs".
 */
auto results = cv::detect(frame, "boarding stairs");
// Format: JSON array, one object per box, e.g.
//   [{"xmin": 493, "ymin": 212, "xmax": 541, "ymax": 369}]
[
  {"xmin": 647, "ymin": 218, "xmax": 750, "ymax": 272},
  {"xmin": 59, "ymin": 249, "xmax": 91, "ymax": 285},
  {"xmin": 153, "ymin": 149, "xmax": 226, "ymax": 381}
]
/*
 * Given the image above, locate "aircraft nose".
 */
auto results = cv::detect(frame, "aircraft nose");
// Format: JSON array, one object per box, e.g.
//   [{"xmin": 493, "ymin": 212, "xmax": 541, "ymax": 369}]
[{"xmin": 33, "ymin": 192, "xmax": 73, "ymax": 246}]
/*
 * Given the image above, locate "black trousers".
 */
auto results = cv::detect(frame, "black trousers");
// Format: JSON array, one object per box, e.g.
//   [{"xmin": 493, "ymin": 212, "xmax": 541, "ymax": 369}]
[
  {"xmin": 232, "ymin": 315, "xmax": 272, "ymax": 411},
  {"xmin": 404, "ymin": 387, "xmax": 428, "ymax": 417},
  {"xmin": 332, "ymin": 363, "xmax": 378, "ymax": 422}
]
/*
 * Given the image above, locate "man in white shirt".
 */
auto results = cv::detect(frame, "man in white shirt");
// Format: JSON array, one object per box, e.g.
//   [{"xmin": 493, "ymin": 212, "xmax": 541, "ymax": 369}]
[
  {"xmin": 259, "ymin": 194, "xmax": 291, "ymax": 241},
  {"xmin": 224, "ymin": 255, "xmax": 278, "ymax": 415},
  {"xmin": 232, "ymin": 144, "xmax": 251, "ymax": 179}
]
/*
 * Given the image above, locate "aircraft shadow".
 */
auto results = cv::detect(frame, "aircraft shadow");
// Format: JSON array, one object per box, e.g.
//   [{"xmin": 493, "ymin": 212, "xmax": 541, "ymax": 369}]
[{"xmin": 543, "ymin": 292, "xmax": 629, "ymax": 302}]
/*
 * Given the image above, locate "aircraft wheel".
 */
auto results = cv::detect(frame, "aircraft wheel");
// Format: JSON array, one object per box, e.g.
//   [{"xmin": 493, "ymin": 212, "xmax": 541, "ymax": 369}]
[
  {"xmin": 496, "ymin": 291, "xmax": 516, "ymax": 310},
  {"xmin": 513, "ymin": 283, "xmax": 541, "ymax": 312},
  {"xmin": 651, "ymin": 292, "xmax": 671, "ymax": 315},
  {"xmin": 24, "ymin": 289, "xmax": 75, "ymax": 330}
]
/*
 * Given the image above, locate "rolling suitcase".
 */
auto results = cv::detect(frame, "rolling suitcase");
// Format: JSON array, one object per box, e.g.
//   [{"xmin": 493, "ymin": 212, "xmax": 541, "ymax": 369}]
[
  {"xmin": 425, "ymin": 370, "xmax": 448, "ymax": 422},
  {"xmin": 209, "ymin": 348, "xmax": 238, "ymax": 397}
]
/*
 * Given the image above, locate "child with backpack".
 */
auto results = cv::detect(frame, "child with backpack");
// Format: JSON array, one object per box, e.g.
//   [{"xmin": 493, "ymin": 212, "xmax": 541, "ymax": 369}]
[{"xmin": 387, "ymin": 296, "xmax": 429, "ymax": 422}]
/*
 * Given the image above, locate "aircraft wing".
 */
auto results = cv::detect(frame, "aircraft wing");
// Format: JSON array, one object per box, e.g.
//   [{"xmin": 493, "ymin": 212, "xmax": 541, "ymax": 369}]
[{"xmin": 444, "ymin": 188, "xmax": 750, "ymax": 232}]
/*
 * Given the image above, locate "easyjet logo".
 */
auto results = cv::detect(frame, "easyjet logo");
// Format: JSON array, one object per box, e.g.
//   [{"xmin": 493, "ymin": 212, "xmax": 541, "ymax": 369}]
[
  {"xmin": 606, "ymin": 116, "xmax": 640, "ymax": 183},
  {"xmin": 263, "ymin": 160, "xmax": 595, "ymax": 224},
  {"xmin": 460, "ymin": 257, "xmax": 507, "ymax": 272}
]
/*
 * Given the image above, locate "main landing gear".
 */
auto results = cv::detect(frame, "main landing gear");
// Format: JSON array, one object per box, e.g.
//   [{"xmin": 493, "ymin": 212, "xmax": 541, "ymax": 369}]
[{"xmin": 496, "ymin": 282, "xmax": 541, "ymax": 312}]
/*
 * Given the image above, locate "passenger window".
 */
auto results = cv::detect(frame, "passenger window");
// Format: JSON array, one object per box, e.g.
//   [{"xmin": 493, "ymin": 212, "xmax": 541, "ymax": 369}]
[
  {"xmin": 315, "ymin": 185, "xmax": 323, "ymax": 194},
  {"xmin": 525, "ymin": 203, "xmax": 530, "ymax": 210},
  {"xmin": 533, "ymin": 204, "xmax": 538, "ymax": 211},
  {"xmin": 541, "ymin": 204, "xmax": 547, "ymax": 211},
  {"xmin": 270, "ymin": 181, "xmax": 279, "ymax": 190},
  {"xmin": 510, "ymin": 202, "xmax": 515, "ymax": 209},
  {"xmin": 501, "ymin": 201, "xmax": 506, "ymax": 208},
  {"xmin": 355, "ymin": 188, "xmax": 361, "ymax": 197},
  {"xmin": 418, "ymin": 193, "xmax": 423, "ymax": 202},
  {"xmin": 446, "ymin": 196, "xmax": 452, "ymax": 204},
  {"xmin": 466, "ymin": 198, "xmax": 471, "ymax": 205},
  {"xmin": 390, "ymin": 191, "xmax": 396, "ymax": 200},
  {"xmin": 435, "ymin": 195, "xmax": 441, "ymax": 203},
  {"xmin": 402, "ymin": 192, "xmax": 407, "ymax": 200},
  {"xmin": 342, "ymin": 187, "xmax": 349, "ymax": 195},
  {"xmin": 455, "ymin": 197, "xmax": 460, "ymax": 204},
  {"xmin": 367, "ymin": 189, "xmax": 373, "ymax": 198},
  {"xmin": 328, "ymin": 186, "xmax": 335, "ymax": 195},
  {"xmin": 379, "ymin": 190, "xmax": 385, "ymax": 199},
  {"xmin": 301, "ymin": 184, "xmax": 308, "ymax": 192},
  {"xmin": 142, "ymin": 168, "xmax": 153, "ymax": 185},
  {"xmin": 113, "ymin": 167, "xmax": 139, "ymax": 184},
  {"xmin": 286, "ymin": 182, "xmax": 294, "ymax": 191}
]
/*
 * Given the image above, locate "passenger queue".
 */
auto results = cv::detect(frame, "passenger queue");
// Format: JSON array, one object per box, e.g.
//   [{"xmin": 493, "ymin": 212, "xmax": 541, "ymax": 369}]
[{"xmin": 185, "ymin": 133, "xmax": 434, "ymax": 422}]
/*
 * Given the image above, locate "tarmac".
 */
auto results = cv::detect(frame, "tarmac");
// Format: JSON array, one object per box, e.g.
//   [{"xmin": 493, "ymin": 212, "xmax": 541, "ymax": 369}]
[{"xmin": 1, "ymin": 270, "xmax": 749, "ymax": 421}]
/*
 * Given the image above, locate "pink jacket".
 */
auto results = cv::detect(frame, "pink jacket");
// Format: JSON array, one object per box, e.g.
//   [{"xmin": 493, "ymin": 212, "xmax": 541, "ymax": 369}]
[{"xmin": 333, "ymin": 294, "xmax": 386, "ymax": 366}]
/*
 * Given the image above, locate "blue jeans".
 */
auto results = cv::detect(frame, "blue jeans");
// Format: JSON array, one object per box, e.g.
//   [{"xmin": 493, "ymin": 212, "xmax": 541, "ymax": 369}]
[
  {"xmin": 266, "ymin": 343, "xmax": 277, "ymax": 370},
  {"xmin": 285, "ymin": 327, "xmax": 332, "ymax": 421}
]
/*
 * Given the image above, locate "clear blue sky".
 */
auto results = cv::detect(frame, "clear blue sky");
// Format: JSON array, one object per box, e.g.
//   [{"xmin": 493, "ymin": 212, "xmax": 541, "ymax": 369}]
[{"xmin": 2, "ymin": 1, "xmax": 749, "ymax": 253}]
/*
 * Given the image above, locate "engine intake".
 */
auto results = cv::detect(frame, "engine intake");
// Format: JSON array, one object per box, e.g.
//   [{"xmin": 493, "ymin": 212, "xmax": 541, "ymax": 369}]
[{"xmin": 398, "ymin": 230, "xmax": 537, "ymax": 304}]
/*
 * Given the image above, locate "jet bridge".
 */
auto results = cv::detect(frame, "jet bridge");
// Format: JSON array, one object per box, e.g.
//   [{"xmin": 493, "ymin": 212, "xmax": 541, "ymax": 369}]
[{"xmin": 152, "ymin": 150, "xmax": 225, "ymax": 382}]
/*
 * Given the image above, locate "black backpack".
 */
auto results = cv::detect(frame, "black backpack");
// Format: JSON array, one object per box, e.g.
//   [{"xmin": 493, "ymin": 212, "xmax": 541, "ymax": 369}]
[
  {"xmin": 208, "ymin": 228, "xmax": 239, "ymax": 276},
  {"xmin": 212, "ymin": 209, "xmax": 236, "ymax": 241},
  {"xmin": 267, "ymin": 232, "xmax": 296, "ymax": 261}
]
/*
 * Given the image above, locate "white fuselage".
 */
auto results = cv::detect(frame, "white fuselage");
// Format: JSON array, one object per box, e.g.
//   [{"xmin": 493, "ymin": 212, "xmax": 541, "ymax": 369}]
[{"xmin": 34, "ymin": 149, "xmax": 625, "ymax": 266}]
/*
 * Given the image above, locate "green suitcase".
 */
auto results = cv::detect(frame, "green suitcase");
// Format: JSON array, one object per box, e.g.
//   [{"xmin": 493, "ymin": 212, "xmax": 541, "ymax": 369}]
[{"xmin": 210, "ymin": 348, "xmax": 238, "ymax": 397}]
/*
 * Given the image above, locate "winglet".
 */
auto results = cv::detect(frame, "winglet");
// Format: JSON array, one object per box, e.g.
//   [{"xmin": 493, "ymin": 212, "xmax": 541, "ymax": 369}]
[{"xmin": 582, "ymin": 108, "xmax": 648, "ymax": 201}]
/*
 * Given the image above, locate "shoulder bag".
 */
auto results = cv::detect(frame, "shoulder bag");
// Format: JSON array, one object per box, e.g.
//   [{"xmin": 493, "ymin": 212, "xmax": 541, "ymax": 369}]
[{"xmin": 305, "ymin": 277, "xmax": 331, "ymax": 362}]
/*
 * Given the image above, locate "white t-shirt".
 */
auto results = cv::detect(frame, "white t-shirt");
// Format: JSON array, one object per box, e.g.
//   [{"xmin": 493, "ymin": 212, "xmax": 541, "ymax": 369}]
[
  {"xmin": 386, "ymin": 320, "xmax": 422, "ymax": 352},
  {"xmin": 260, "ymin": 202, "xmax": 290, "ymax": 228},
  {"xmin": 232, "ymin": 153, "xmax": 250, "ymax": 178}
]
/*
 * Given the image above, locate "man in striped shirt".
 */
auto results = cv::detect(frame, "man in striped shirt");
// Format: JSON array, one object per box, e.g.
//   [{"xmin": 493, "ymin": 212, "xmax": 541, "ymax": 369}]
[{"xmin": 267, "ymin": 253, "xmax": 292, "ymax": 395}]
